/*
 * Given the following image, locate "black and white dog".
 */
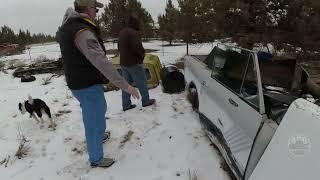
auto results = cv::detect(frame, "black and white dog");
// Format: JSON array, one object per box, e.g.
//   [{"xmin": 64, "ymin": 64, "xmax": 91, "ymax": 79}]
[{"xmin": 18, "ymin": 96, "xmax": 56, "ymax": 129}]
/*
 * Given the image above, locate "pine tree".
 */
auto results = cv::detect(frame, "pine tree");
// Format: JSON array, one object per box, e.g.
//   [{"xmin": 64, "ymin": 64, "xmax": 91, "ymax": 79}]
[
  {"xmin": 171, "ymin": 0, "xmax": 319, "ymax": 56},
  {"xmin": 18, "ymin": 29, "xmax": 27, "ymax": 45},
  {"xmin": 100, "ymin": 0, "xmax": 154, "ymax": 38},
  {"xmin": 127, "ymin": 0, "xmax": 154, "ymax": 38},
  {"xmin": 0, "ymin": 25, "xmax": 16, "ymax": 44},
  {"xmin": 194, "ymin": 0, "xmax": 217, "ymax": 41},
  {"xmin": 158, "ymin": 0, "xmax": 179, "ymax": 45},
  {"xmin": 25, "ymin": 30, "xmax": 32, "ymax": 44},
  {"xmin": 100, "ymin": 0, "xmax": 128, "ymax": 38},
  {"xmin": 176, "ymin": 0, "xmax": 198, "ymax": 42}
]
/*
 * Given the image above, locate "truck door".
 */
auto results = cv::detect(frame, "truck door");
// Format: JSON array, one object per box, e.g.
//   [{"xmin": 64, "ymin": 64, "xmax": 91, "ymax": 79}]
[
  {"xmin": 200, "ymin": 47, "xmax": 264, "ymax": 174},
  {"xmin": 248, "ymin": 99, "xmax": 320, "ymax": 180}
]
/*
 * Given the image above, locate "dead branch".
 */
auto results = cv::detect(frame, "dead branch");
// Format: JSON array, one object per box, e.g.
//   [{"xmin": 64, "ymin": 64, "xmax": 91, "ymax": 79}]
[{"xmin": 41, "ymin": 74, "xmax": 56, "ymax": 85}]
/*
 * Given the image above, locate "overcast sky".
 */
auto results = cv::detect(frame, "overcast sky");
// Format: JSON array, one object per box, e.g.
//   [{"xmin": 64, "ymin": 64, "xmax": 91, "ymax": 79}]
[{"xmin": 0, "ymin": 0, "xmax": 177, "ymax": 35}]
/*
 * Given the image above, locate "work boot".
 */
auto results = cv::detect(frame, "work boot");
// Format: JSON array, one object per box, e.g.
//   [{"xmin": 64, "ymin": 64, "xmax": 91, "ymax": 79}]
[
  {"xmin": 123, "ymin": 104, "xmax": 136, "ymax": 111},
  {"xmin": 91, "ymin": 158, "xmax": 115, "ymax": 168},
  {"xmin": 103, "ymin": 131, "xmax": 111, "ymax": 143},
  {"xmin": 142, "ymin": 99, "xmax": 156, "ymax": 107}
]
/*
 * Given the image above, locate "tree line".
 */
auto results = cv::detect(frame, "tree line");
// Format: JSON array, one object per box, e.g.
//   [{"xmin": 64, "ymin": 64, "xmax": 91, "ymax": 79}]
[
  {"xmin": 0, "ymin": 25, "xmax": 55, "ymax": 46},
  {"xmin": 99, "ymin": 0, "xmax": 319, "ymax": 56},
  {"xmin": 157, "ymin": 0, "xmax": 320, "ymax": 56},
  {"xmin": 1, "ymin": 0, "xmax": 319, "ymax": 56}
]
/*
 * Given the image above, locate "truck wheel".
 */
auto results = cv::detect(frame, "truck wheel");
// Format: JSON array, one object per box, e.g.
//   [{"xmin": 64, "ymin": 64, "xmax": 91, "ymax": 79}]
[{"xmin": 187, "ymin": 84, "xmax": 199, "ymax": 111}]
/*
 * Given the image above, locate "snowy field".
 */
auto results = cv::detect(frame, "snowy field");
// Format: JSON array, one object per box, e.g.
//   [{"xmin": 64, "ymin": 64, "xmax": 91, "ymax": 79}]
[{"xmin": 0, "ymin": 41, "xmax": 231, "ymax": 180}]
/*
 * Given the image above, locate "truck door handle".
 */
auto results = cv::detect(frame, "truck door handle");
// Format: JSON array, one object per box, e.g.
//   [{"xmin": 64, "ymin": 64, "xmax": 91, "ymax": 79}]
[
  {"xmin": 228, "ymin": 98, "xmax": 238, "ymax": 107},
  {"xmin": 201, "ymin": 81, "xmax": 207, "ymax": 87}
]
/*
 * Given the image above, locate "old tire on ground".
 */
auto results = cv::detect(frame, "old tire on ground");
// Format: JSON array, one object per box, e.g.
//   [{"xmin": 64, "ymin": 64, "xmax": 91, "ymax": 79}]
[
  {"xmin": 160, "ymin": 65, "xmax": 185, "ymax": 94},
  {"xmin": 21, "ymin": 75, "xmax": 36, "ymax": 82}
]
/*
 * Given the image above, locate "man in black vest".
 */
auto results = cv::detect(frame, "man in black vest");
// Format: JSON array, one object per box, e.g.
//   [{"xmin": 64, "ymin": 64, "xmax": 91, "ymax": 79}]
[{"xmin": 56, "ymin": 0, "xmax": 139, "ymax": 168}]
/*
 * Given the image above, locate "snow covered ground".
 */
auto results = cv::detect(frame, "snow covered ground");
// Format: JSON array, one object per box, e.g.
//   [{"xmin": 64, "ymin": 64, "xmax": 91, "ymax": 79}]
[{"xmin": 0, "ymin": 41, "xmax": 231, "ymax": 180}]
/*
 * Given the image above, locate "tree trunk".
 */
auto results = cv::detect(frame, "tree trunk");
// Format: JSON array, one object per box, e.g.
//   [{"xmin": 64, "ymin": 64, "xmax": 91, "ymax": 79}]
[{"xmin": 186, "ymin": 41, "xmax": 189, "ymax": 55}]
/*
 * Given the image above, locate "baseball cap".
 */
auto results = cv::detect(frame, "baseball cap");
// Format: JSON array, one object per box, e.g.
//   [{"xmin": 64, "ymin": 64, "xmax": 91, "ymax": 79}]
[{"xmin": 74, "ymin": 0, "xmax": 104, "ymax": 8}]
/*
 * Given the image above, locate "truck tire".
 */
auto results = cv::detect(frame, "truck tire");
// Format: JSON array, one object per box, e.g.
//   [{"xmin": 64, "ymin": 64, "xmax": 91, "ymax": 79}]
[
  {"xmin": 21, "ymin": 75, "xmax": 36, "ymax": 82},
  {"xmin": 187, "ymin": 83, "xmax": 199, "ymax": 111}
]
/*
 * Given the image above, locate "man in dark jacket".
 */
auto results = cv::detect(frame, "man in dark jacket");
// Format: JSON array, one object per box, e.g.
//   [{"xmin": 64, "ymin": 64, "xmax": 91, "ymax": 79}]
[
  {"xmin": 56, "ymin": 0, "xmax": 139, "ymax": 168},
  {"xmin": 118, "ymin": 15, "xmax": 155, "ymax": 111}
]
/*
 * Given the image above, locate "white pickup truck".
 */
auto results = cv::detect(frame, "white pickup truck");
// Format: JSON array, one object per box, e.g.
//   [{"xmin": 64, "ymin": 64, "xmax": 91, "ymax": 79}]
[{"xmin": 183, "ymin": 44, "xmax": 320, "ymax": 180}]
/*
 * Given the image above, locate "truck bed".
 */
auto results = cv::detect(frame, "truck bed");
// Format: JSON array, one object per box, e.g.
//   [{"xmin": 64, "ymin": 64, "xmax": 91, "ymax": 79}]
[{"xmin": 191, "ymin": 55, "xmax": 208, "ymax": 62}]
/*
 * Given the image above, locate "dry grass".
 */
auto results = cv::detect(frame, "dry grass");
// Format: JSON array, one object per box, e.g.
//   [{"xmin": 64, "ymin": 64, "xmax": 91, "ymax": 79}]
[
  {"xmin": 0, "ymin": 157, "xmax": 6, "ymax": 165},
  {"xmin": 41, "ymin": 75, "xmax": 54, "ymax": 85},
  {"xmin": 15, "ymin": 141, "xmax": 30, "ymax": 159},
  {"xmin": 15, "ymin": 140, "xmax": 30, "ymax": 159},
  {"xmin": 34, "ymin": 55, "xmax": 51, "ymax": 63},
  {"xmin": 15, "ymin": 126, "xmax": 30, "ymax": 160},
  {"xmin": 0, "ymin": 155, "xmax": 10, "ymax": 168}
]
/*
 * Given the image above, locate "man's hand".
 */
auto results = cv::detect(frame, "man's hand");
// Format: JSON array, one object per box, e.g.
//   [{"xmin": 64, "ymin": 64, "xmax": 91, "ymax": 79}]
[{"xmin": 127, "ymin": 85, "xmax": 140, "ymax": 99}]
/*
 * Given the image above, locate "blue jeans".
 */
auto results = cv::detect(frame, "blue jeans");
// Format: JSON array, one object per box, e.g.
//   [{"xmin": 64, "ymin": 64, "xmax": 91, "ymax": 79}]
[
  {"xmin": 121, "ymin": 64, "xmax": 150, "ymax": 109},
  {"xmin": 71, "ymin": 84, "xmax": 107, "ymax": 164}
]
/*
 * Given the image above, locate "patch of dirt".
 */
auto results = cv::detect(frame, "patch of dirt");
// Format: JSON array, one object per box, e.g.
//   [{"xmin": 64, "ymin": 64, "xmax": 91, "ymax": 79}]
[
  {"xmin": 55, "ymin": 110, "xmax": 72, "ymax": 117},
  {"xmin": 119, "ymin": 130, "xmax": 134, "ymax": 148}
]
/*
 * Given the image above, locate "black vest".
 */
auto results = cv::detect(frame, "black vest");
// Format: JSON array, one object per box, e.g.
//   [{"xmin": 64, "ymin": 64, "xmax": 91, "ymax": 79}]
[{"xmin": 57, "ymin": 18, "xmax": 107, "ymax": 90}]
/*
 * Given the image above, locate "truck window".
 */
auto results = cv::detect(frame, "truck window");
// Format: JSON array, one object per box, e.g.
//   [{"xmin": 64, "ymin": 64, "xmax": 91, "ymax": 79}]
[
  {"xmin": 211, "ymin": 49, "xmax": 259, "ymax": 109},
  {"xmin": 239, "ymin": 53, "xmax": 259, "ymax": 108},
  {"xmin": 211, "ymin": 49, "xmax": 247, "ymax": 93},
  {"xmin": 204, "ymin": 46, "xmax": 225, "ymax": 69}
]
